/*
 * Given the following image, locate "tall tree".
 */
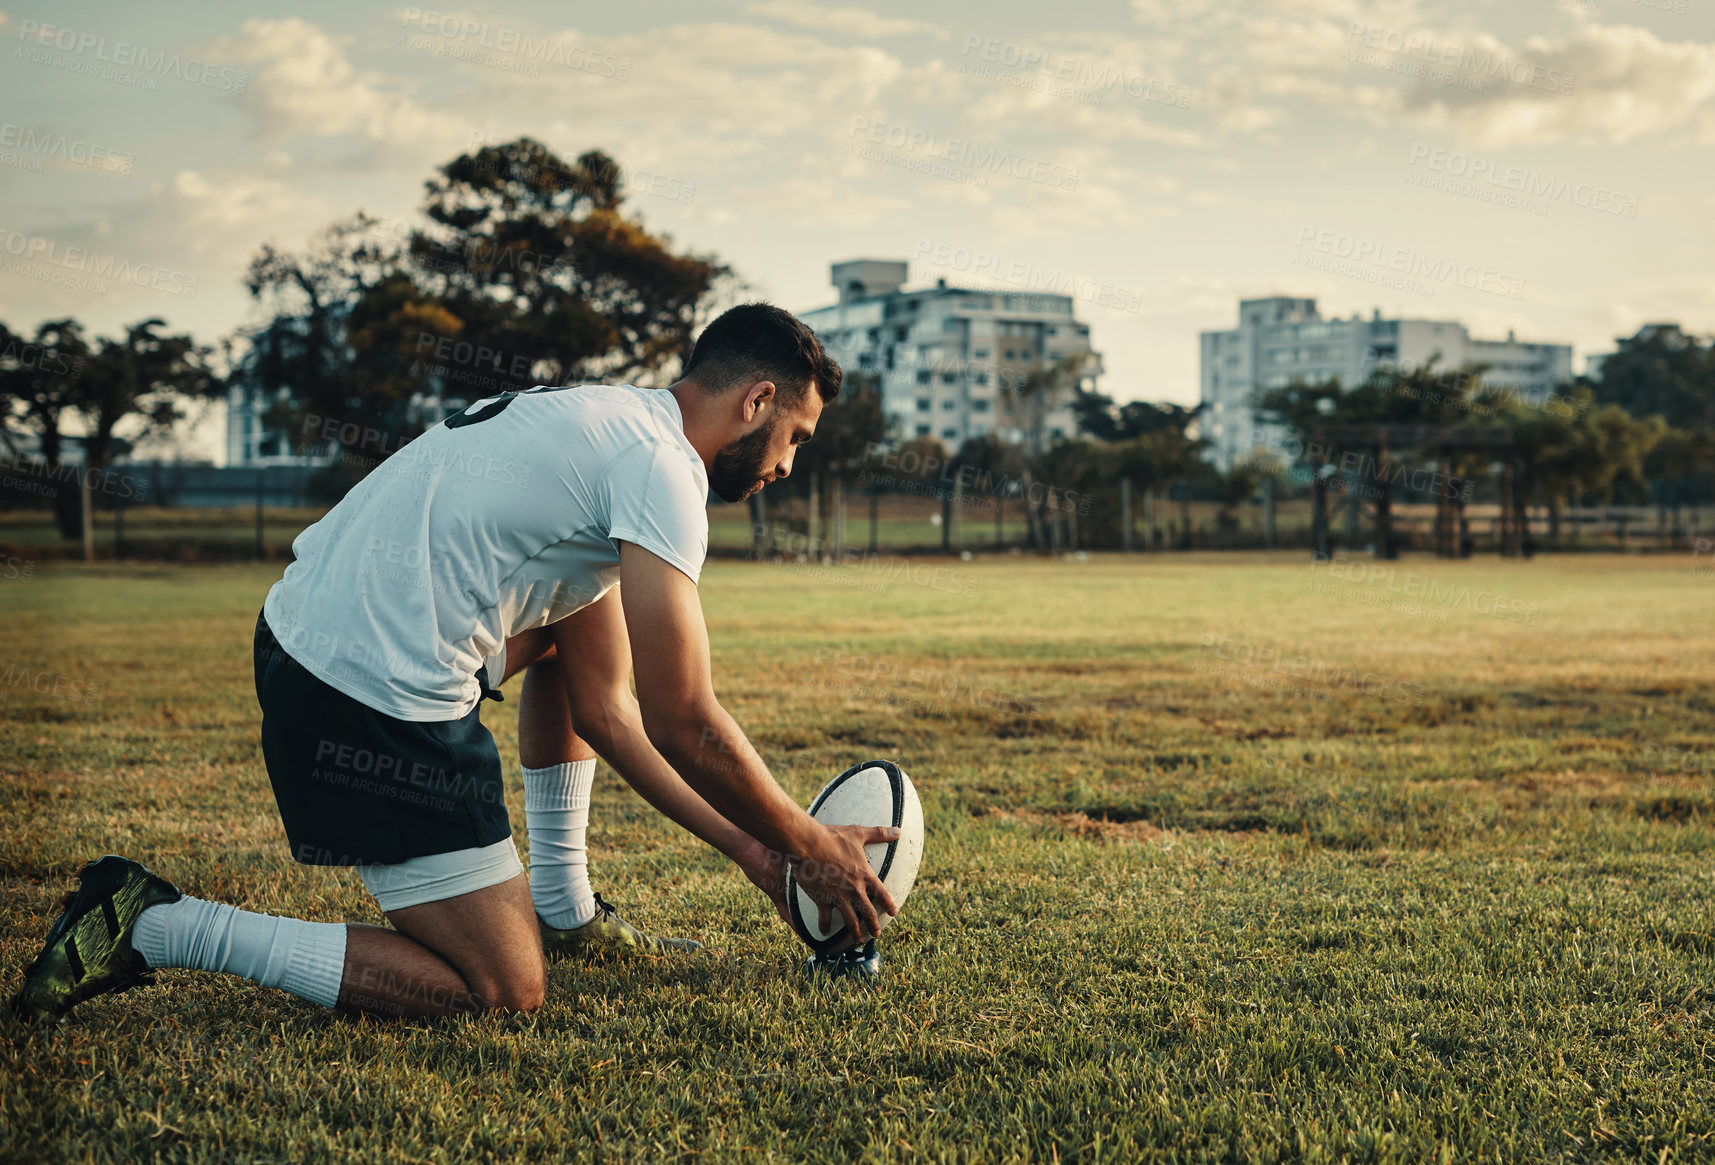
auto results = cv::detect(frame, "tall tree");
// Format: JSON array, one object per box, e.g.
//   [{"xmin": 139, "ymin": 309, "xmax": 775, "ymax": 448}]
[
  {"xmin": 233, "ymin": 140, "xmax": 732, "ymax": 478},
  {"xmin": 408, "ymin": 138, "xmax": 729, "ymax": 390}
]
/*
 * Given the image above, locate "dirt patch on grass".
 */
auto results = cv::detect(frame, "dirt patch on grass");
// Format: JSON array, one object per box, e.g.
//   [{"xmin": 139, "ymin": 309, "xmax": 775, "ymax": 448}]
[{"xmin": 981, "ymin": 806, "xmax": 1267, "ymax": 845}]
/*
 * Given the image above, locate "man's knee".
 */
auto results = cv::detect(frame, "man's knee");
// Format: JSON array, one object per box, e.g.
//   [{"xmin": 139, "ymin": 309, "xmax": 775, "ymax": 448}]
[{"xmin": 469, "ymin": 964, "xmax": 546, "ymax": 1013}]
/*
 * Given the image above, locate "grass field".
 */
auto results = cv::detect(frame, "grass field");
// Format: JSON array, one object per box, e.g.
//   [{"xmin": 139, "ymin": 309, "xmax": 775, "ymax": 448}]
[{"xmin": 2, "ymin": 553, "xmax": 1713, "ymax": 1163}]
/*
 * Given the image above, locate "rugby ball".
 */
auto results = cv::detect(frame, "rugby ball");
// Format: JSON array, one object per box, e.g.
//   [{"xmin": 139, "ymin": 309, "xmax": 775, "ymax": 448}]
[{"xmin": 786, "ymin": 759, "xmax": 924, "ymax": 956}]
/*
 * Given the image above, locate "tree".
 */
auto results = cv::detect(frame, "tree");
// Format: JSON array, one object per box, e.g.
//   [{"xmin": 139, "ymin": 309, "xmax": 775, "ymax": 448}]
[
  {"xmin": 238, "ymin": 213, "xmax": 438, "ymax": 470},
  {"xmin": 1592, "ymin": 327, "xmax": 1715, "ymax": 430},
  {"xmin": 408, "ymin": 139, "xmax": 729, "ymax": 389},
  {"xmin": 0, "ymin": 317, "xmax": 216, "ymax": 538},
  {"xmin": 1001, "ymin": 353, "xmax": 1088, "ymax": 456},
  {"xmin": 232, "ymin": 139, "xmax": 732, "ymax": 480},
  {"xmin": 1072, "ymin": 389, "xmax": 1199, "ymax": 443}
]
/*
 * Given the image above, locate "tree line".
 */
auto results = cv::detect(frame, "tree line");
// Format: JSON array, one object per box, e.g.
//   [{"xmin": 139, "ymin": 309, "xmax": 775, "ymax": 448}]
[{"xmin": 1, "ymin": 137, "xmax": 1711, "ymax": 551}]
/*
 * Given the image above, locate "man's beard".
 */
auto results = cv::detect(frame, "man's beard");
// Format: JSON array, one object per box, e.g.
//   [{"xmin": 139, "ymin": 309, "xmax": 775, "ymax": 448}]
[{"xmin": 709, "ymin": 418, "xmax": 776, "ymax": 503}]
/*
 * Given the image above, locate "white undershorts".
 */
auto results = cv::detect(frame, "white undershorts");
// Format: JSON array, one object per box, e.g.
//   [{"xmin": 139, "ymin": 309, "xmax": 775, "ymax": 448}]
[{"xmin": 357, "ymin": 837, "xmax": 524, "ymax": 912}]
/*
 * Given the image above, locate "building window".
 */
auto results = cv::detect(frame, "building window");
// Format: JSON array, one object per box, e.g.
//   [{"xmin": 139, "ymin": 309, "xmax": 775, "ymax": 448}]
[
  {"xmin": 859, "ymin": 354, "xmax": 876, "ymax": 369},
  {"xmin": 916, "ymin": 424, "xmax": 931, "ymax": 436},
  {"xmin": 1004, "ymin": 349, "xmax": 1016, "ymax": 359},
  {"xmin": 916, "ymin": 398, "xmax": 931, "ymax": 412},
  {"xmin": 973, "ymin": 348, "xmax": 989, "ymax": 358},
  {"xmin": 1049, "ymin": 428, "xmax": 1064, "ymax": 440},
  {"xmin": 941, "ymin": 372, "xmax": 957, "ymax": 384},
  {"xmin": 916, "ymin": 370, "xmax": 931, "ymax": 384},
  {"xmin": 971, "ymin": 399, "xmax": 991, "ymax": 412},
  {"xmin": 942, "ymin": 428, "xmax": 959, "ymax": 440},
  {"xmin": 942, "ymin": 399, "xmax": 957, "ymax": 411},
  {"xmin": 973, "ymin": 373, "xmax": 989, "ymax": 385}
]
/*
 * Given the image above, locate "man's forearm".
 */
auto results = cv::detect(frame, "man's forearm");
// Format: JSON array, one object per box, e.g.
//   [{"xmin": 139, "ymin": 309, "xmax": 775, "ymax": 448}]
[
  {"xmin": 572, "ymin": 697, "xmax": 758, "ymax": 861},
  {"xmin": 653, "ymin": 703, "xmax": 817, "ymax": 861}
]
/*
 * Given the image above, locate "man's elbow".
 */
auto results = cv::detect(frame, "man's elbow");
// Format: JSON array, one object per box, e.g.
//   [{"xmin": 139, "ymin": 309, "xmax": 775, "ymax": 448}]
[{"xmin": 641, "ymin": 698, "xmax": 722, "ymax": 771}]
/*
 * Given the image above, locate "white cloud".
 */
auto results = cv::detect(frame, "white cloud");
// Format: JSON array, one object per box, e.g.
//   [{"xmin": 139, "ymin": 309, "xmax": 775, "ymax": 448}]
[
  {"xmin": 742, "ymin": 0, "xmax": 946, "ymax": 41},
  {"xmin": 200, "ymin": 18, "xmax": 466, "ymax": 149},
  {"xmin": 1401, "ymin": 23, "xmax": 1715, "ymax": 147}
]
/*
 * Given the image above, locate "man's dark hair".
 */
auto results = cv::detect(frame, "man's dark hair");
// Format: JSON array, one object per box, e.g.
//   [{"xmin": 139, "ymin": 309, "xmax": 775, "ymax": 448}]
[{"xmin": 683, "ymin": 302, "xmax": 842, "ymax": 405}]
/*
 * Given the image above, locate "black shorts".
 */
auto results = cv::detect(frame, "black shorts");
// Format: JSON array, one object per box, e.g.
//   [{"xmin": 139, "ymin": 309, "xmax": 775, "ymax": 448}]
[{"xmin": 253, "ymin": 611, "xmax": 511, "ymax": 866}]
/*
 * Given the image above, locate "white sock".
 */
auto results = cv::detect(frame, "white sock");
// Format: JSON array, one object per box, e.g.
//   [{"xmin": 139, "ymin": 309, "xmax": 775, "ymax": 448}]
[
  {"xmin": 524, "ymin": 759, "xmax": 597, "ymax": 929},
  {"xmin": 132, "ymin": 896, "xmax": 347, "ymax": 1009}
]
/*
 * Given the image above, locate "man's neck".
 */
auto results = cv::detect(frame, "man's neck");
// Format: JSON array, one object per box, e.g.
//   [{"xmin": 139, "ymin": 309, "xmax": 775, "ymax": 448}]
[{"xmin": 667, "ymin": 379, "xmax": 722, "ymax": 469}]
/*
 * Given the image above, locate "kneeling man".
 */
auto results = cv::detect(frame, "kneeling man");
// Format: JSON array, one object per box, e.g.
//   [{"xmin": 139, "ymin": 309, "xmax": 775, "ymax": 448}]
[{"xmin": 14, "ymin": 303, "xmax": 894, "ymax": 1020}]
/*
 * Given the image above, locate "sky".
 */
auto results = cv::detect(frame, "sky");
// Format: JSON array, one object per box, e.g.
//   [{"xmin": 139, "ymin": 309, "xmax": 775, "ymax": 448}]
[{"xmin": 2, "ymin": 0, "xmax": 1711, "ymax": 462}]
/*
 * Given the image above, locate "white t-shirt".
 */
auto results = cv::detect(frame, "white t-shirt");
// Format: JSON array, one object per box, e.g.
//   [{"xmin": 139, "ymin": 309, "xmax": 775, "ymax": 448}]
[{"xmin": 263, "ymin": 384, "xmax": 709, "ymax": 721}]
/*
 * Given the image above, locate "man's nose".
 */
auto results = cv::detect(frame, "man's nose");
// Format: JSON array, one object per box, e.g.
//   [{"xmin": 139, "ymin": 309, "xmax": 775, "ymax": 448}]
[{"xmin": 776, "ymin": 448, "xmax": 796, "ymax": 479}]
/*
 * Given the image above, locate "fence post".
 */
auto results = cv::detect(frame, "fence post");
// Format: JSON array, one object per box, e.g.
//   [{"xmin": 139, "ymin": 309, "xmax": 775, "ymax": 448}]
[
  {"xmin": 950, "ymin": 471, "xmax": 963, "ymax": 551},
  {"xmin": 255, "ymin": 470, "xmax": 266, "ymax": 560},
  {"xmin": 830, "ymin": 476, "xmax": 845, "ymax": 559},
  {"xmin": 807, "ymin": 473, "xmax": 819, "ymax": 556},
  {"xmin": 1312, "ymin": 460, "xmax": 1330, "ymax": 562},
  {"xmin": 1121, "ymin": 478, "xmax": 1133, "ymax": 552},
  {"xmin": 114, "ymin": 488, "xmax": 125, "ymax": 561},
  {"xmin": 1262, "ymin": 477, "xmax": 1275, "ymax": 551}
]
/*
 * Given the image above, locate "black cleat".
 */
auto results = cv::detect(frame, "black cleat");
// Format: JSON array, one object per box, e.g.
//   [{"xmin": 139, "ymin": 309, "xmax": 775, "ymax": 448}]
[
  {"xmin": 11, "ymin": 855, "xmax": 182, "ymax": 1023},
  {"xmin": 805, "ymin": 938, "xmax": 881, "ymax": 981}
]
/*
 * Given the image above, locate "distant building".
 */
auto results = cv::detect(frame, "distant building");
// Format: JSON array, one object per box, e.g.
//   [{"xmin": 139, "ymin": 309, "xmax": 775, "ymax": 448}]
[
  {"xmin": 1199, "ymin": 297, "xmax": 1573, "ymax": 470},
  {"xmin": 1584, "ymin": 323, "xmax": 1692, "ymax": 381},
  {"xmin": 798, "ymin": 259, "xmax": 1103, "ymax": 451}
]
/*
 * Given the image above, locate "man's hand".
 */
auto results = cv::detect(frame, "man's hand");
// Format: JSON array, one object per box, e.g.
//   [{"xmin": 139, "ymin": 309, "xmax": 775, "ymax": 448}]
[
  {"xmin": 791, "ymin": 823, "xmax": 901, "ymax": 943},
  {"xmin": 734, "ymin": 836, "xmax": 792, "ymax": 925}
]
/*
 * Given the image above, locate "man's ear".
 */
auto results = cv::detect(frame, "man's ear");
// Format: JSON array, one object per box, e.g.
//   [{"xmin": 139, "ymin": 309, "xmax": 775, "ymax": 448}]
[{"xmin": 741, "ymin": 380, "xmax": 778, "ymax": 424}]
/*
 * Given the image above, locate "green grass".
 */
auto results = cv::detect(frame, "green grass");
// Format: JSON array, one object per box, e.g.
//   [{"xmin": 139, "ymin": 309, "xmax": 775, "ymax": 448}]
[{"xmin": 2, "ymin": 553, "xmax": 1713, "ymax": 1163}]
